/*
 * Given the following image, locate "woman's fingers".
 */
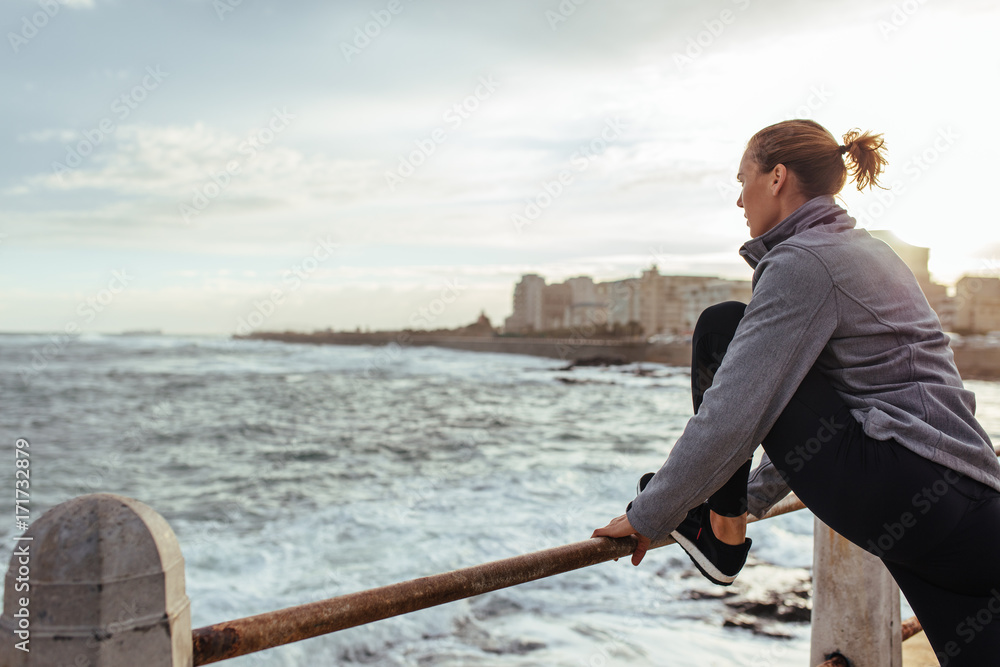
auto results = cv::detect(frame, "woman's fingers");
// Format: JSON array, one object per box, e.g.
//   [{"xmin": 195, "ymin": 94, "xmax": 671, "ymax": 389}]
[
  {"xmin": 631, "ymin": 534, "xmax": 650, "ymax": 566},
  {"xmin": 592, "ymin": 514, "xmax": 650, "ymax": 566},
  {"xmin": 591, "ymin": 513, "xmax": 634, "ymax": 538}
]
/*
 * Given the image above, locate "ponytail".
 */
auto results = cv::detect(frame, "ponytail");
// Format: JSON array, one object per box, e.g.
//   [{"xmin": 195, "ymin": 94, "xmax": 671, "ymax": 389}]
[
  {"xmin": 746, "ymin": 119, "xmax": 889, "ymax": 197},
  {"xmin": 840, "ymin": 129, "xmax": 888, "ymax": 191}
]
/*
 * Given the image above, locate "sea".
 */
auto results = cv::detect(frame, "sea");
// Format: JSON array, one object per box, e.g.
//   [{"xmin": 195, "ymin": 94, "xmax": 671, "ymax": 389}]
[{"xmin": 4, "ymin": 334, "xmax": 1000, "ymax": 666}]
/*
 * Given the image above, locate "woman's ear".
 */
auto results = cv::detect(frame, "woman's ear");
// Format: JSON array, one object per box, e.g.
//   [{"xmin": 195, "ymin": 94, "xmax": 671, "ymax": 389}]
[{"xmin": 769, "ymin": 164, "xmax": 788, "ymax": 196}]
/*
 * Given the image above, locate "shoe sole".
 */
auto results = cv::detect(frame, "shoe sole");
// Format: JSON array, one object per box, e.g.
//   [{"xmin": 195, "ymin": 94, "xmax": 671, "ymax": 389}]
[{"xmin": 670, "ymin": 529, "xmax": 738, "ymax": 586}]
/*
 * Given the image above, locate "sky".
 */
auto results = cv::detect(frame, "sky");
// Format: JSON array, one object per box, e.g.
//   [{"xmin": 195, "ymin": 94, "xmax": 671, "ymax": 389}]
[{"xmin": 2, "ymin": 0, "xmax": 998, "ymax": 334}]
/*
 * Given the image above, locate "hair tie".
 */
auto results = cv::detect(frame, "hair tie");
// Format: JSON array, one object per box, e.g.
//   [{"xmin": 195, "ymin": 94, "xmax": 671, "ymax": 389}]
[{"xmin": 839, "ymin": 144, "xmax": 849, "ymax": 155}]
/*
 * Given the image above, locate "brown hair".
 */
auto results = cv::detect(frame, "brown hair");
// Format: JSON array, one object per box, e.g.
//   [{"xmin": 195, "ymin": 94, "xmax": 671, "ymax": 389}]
[{"xmin": 744, "ymin": 119, "xmax": 888, "ymax": 195}]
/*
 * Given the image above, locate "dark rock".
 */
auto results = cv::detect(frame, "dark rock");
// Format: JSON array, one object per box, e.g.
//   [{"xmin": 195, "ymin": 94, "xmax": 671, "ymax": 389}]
[
  {"xmin": 718, "ymin": 564, "xmax": 812, "ymax": 635},
  {"xmin": 483, "ymin": 639, "xmax": 547, "ymax": 655},
  {"xmin": 683, "ymin": 588, "xmax": 738, "ymax": 601},
  {"xmin": 559, "ymin": 355, "xmax": 629, "ymax": 370},
  {"xmin": 471, "ymin": 595, "xmax": 524, "ymax": 621},
  {"xmin": 723, "ymin": 613, "xmax": 794, "ymax": 639},
  {"xmin": 555, "ymin": 377, "xmax": 616, "ymax": 385},
  {"xmin": 675, "ymin": 559, "xmax": 812, "ymax": 638}
]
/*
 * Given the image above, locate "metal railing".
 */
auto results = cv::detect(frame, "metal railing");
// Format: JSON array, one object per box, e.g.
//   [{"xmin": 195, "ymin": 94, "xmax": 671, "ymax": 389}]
[
  {"xmin": 7, "ymin": 451, "xmax": 983, "ymax": 665},
  {"xmin": 191, "ymin": 495, "xmax": 807, "ymax": 664}
]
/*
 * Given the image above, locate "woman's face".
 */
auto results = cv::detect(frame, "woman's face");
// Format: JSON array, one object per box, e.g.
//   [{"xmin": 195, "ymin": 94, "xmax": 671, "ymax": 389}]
[{"xmin": 736, "ymin": 151, "xmax": 780, "ymax": 238}]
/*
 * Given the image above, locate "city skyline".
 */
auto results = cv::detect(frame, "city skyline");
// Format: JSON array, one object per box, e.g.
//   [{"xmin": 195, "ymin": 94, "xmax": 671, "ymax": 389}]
[{"xmin": 2, "ymin": 0, "xmax": 998, "ymax": 334}]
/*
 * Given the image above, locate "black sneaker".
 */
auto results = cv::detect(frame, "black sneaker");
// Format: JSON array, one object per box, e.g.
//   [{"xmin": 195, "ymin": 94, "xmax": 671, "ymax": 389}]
[
  {"xmin": 637, "ymin": 471, "xmax": 655, "ymax": 494},
  {"xmin": 626, "ymin": 471, "xmax": 657, "ymax": 512},
  {"xmin": 670, "ymin": 503, "xmax": 751, "ymax": 586}
]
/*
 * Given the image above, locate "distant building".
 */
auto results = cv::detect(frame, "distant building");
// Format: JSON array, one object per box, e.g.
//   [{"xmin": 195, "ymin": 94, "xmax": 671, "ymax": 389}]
[
  {"xmin": 680, "ymin": 279, "xmax": 753, "ymax": 331},
  {"xmin": 954, "ymin": 277, "xmax": 1000, "ymax": 334},
  {"xmin": 597, "ymin": 278, "xmax": 641, "ymax": 329},
  {"xmin": 504, "ymin": 274, "xmax": 546, "ymax": 333},
  {"xmin": 503, "ymin": 265, "xmax": 751, "ymax": 337},
  {"xmin": 505, "ymin": 232, "xmax": 986, "ymax": 338},
  {"xmin": 565, "ymin": 276, "xmax": 601, "ymax": 328},
  {"xmin": 638, "ymin": 267, "xmax": 670, "ymax": 336},
  {"xmin": 541, "ymin": 282, "xmax": 572, "ymax": 330},
  {"xmin": 638, "ymin": 269, "xmax": 722, "ymax": 336},
  {"xmin": 503, "ymin": 275, "xmax": 576, "ymax": 333},
  {"xmin": 453, "ymin": 311, "xmax": 495, "ymax": 336}
]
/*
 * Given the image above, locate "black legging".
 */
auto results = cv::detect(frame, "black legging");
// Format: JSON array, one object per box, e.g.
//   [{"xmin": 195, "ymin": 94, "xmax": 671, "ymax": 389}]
[{"xmin": 696, "ymin": 301, "xmax": 1000, "ymax": 666}]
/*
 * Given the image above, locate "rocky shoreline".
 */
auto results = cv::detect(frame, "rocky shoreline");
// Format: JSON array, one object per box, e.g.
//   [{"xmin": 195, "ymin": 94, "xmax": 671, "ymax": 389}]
[
  {"xmin": 681, "ymin": 560, "xmax": 812, "ymax": 638},
  {"xmin": 238, "ymin": 331, "xmax": 1000, "ymax": 382}
]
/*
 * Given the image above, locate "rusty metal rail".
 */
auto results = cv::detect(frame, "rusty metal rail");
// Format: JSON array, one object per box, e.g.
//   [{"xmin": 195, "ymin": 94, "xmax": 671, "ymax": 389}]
[
  {"xmin": 901, "ymin": 614, "xmax": 923, "ymax": 642},
  {"xmin": 816, "ymin": 653, "xmax": 849, "ymax": 667},
  {"xmin": 814, "ymin": 615, "xmax": 925, "ymax": 667},
  {"xmin": 193, "ymin": 496, "xmax": 805, "ymax": 663},
  {"xmin": 193, "ymin": 439, "xmax": 999, "ymax": 665}
]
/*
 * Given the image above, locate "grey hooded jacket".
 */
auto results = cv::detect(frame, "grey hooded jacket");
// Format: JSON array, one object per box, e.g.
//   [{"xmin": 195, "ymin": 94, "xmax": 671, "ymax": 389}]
[{"xmin": 625, "ymin": 195, "xmax": 1000, "ymax": 543}]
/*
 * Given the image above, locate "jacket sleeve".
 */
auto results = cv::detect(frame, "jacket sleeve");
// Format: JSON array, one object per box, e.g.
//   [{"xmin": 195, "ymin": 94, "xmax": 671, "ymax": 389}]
[
  {"xmin": 625, "ymin": 245, "xmax": 838, "ymax": 542},
  {"xmin": 746, "ymin": 452, "xmax": 791, "ymax": 518}
]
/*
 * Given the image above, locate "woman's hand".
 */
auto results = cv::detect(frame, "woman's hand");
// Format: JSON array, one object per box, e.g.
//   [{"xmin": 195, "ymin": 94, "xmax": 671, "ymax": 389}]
[{"xmin": 592, "ymin": 514, "xmax": 651, "ymax": 566}]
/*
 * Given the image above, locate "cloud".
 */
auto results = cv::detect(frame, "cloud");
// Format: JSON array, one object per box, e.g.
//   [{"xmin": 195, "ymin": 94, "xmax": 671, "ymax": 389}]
[
  {"xmin": 17, "ymin": 129, "xmax": 77, "ymax": 143},
  {"xmin": 9, "ymin": 122, "xmax": 383, "ymax": 232},
  {"xmin": 28, "ymin": 122, "xmax": 368, "ymax": 196},
  {"xmin": 2, "ymin": 0, "xmax": 998, "ymax": 332}
]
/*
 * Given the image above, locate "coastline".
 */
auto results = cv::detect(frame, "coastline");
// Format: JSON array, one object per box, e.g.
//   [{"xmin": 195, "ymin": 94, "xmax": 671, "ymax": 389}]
[
  {"xmin": 237, "ymin": 331, "xmax": 1000, "ymax": 381},
  {"xmin": 236, "ymin": 331, "xmax": 684, "ymax": 366}
]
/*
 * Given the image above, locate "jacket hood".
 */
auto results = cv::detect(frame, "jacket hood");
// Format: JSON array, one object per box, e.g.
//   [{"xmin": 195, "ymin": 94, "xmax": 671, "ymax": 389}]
[{"xmin": 738, "ymin": 195, "xmax": 857, "ymax": 269}]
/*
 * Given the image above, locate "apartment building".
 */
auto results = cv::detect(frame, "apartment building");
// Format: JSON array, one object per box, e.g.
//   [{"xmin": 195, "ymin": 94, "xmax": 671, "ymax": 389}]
[
  {"xmin": 503, "ymin": 266, "xmax": 751, "ymax": 336},
  {"xmin": 954, "ymin": 277, "xmax": 1000, "ymax": 334},
  {"xmin": 505, "ymin": 233, "xmax": 1000, "ymax": 336}
]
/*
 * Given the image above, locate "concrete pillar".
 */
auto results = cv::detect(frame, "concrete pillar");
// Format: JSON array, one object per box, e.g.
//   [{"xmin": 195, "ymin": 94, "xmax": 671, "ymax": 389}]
[
  {"xmin": 811, "ymin": 517, "xmax": 901, "ymax": 667},
  {"xmin": 0, "ymin": 493, "xmax": 191, "ymax": 666}
]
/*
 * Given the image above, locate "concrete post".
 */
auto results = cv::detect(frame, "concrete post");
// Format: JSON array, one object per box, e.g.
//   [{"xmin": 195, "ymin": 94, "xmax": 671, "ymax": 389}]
[
  {"xmin": 0, "ymin": 493, "xmax": 191, "ymax": 666},
  {"xmin": 811, "ymin": 517, "xmax": 901, "ymax": 667}
]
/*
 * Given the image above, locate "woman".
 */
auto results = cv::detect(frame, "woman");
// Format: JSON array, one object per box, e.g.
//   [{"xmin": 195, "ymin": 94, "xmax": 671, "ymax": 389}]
[{"xmin": 593, "ymin": 119, "xmax": 1000, "ymax": 663}]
